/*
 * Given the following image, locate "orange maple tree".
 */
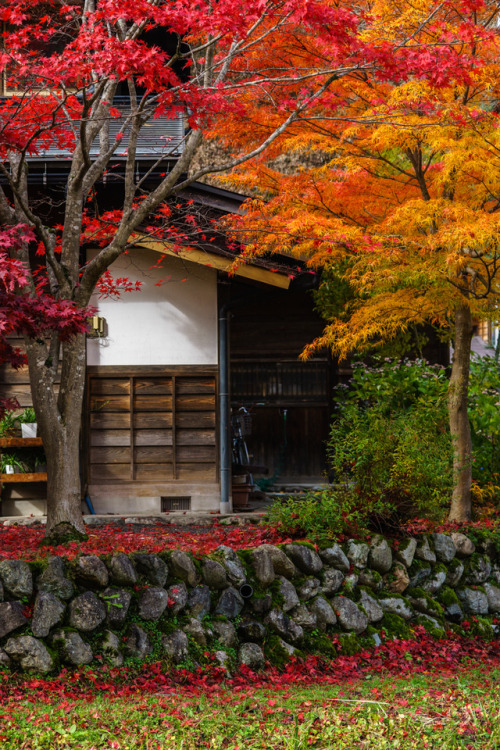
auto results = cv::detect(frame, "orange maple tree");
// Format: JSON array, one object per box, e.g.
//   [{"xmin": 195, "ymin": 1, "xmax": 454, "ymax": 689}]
[{"xmin": 217, "ymin": 0, "xmax": 500, "ymax": 521}]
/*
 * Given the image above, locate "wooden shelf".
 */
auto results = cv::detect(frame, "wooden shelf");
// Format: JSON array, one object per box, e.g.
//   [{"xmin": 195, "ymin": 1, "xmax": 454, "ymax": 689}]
[
  {"xmin": 0, "ymin": 437, "xmax": 43, "ymax": 448},
  {"xmin": 0, "ymin": 472, "xmax": 47, "ymax": 483}
]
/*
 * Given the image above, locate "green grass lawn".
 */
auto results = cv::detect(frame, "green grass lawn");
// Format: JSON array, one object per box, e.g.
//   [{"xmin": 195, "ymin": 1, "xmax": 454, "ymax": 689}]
[{"xmin": 1, "ymin": 664, "xmax": 498, "ymax": 749}]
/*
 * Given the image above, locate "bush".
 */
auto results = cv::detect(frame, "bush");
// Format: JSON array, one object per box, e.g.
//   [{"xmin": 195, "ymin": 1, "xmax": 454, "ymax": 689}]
[
  {"xmin": 469, "ymin": 356, "xmax": 500, "ymax": 490},
  {"xmin": 266, "ymin": 487, "xmax": 372, "ymax": 542},
  {"xmin": 328, "ymin": 358, "xmax": 452, "ymax": 526}
]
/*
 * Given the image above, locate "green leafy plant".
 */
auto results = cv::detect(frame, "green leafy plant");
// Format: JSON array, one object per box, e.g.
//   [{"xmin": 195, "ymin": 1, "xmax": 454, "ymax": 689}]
[
  {"xmin": 0, "ymin": 452, "xmax": 25, "ymax": 474},
  {"xmin": 17, "ymin": 407, "xmax": 37, "ymax": 424},
  {"xmin": 0, "ymin": 411, "xmax": 19, "ymax": 437}
]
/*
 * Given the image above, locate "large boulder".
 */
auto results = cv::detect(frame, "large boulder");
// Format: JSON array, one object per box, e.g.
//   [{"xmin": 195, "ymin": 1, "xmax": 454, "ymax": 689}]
[
  {"xmin": 264, "ymin": 609, "xmax": 304, "ymax": 643},
  {"xmin": 214, "ymin": 587, "xmax": 244, "ymax": 619},
  {"xmin": 187, "ymin": 586, "xmax": 212, "ymax": 620},
  {"xmin": 37, "ymin": 558, "xmax": 74, "ymax": 600},
  {"xmin": 107, "ymin": 554, "xmax": 137, "ymax": 586},
  {"xmin": 319, "ymin": 544, "xmax": 350, "ymax": 572},
  {"xmin": 169, "ymin": 551, "xmax": 198, "ymax": 587},
  {"xmin": 52, "ymin": 630, "xmax": 93, "ymax": 666},
  {"xmin": 167, "ymin": 582, "xmax": 189, "ymax": 615},
  {"xmin": 102, "ymin": 588, "xmax": 132, "ymax": 627},
  {"xmin": 331, "ymin": 596, "xmax": 368, "ymax": 634},
  {"xmin": 384, "ymin": 563, "xmax": 410, "ymax": 594},
  {"xmin": 278, "ymin": 576, "xmax": 300, "ymax": 612},
  {"xmin": 132, "ymin": 554, "xmax": 168, "ymax": 587},
  {"xmin": 31, "ymin": 592, "xmax": 65, "ymax": 638},
  {"xmin": 138, "ymin": 587, "xmax": 170, "ymax": 621},
  {"xmin": 161, "ymin": 630, "xmax": 189, "ymax": 663},
  {"xmin": 394, "ymin": 538, "xmax": 417, "ymax": 568},
  {"xmin": 415, "ymin": 537, "xmax": 436, "ymax": 564},
  {"xmin": 359, "ymin": 590, "xmax": 383, "ymax": 622},
  {"xmin": 183, "ymin": 618, "xmax": 207, "ymax": 647},
  {"xmin": 484, "ymin": 583, "xmax": 500, "ymax": 613},
  {"xmin": 289, "ymin": 604, "xmax": 318, "ymax": 631},
  {"xmin": 0, "ymin": 601, "xmax": 27, "ymax": 638},
  {"xmin": 0, "ymin": 560, "xmax": 33, "ymax": 598},
  {"xmin": 237, "ymin": 620, "xmax": 267, "ymax": 643},
  {"xmin": 309, "ymin": 597, "xmax": 337, "ymax": 627},
  {"xmin": 432, "ymin": 534, "xmax": 456, "ymax": 563},
  {"xmin": 369, "ymin": 536, "xmax": 392, "ymax": 573},
  {"xmin": 212, "ymin": 621, "xmax": 238, "ymax": 649},
  {"xmin": 4, "ymin": 636, "xmax": 54, "ymax": 673},
  {"xmin": 457, "ymin": 588, "xmax": 489, "ymax": 615},
  {"xmin": 321, "ymin": 567, "xmax": 345, "ymax": 596},
  {"xmin": 378, "ymin": 596, "xmax": 413, "ymax": 620},
  {"xmin": 250, "ymin": 547, "xmax": 275, "ymax": 587},
  {"xmin": 75, "ymin": 555, "xmax": 109, "ymax": 587},
  {"xmin": 100, "ymin": 630, "xmax": 123, "ymax": 667},
  {"xmin": 421, "ymin": 569, "xmax": 447, "ymax": 595},
  {"xmin": 464, "ymin": 555, "xmax": 492, "ymax": 585},
  {"xmin": 216, "ymin": 546, "xmax": 247, "ymax": 585},
  {"xmin": 284, "ymin": 544, "xmax": 323, "ymax": 575},
  {"xmin": 69, "ymin": 592, "xmax": 106, "ymax": 632},
  {"xmin": 450, "ymin": 533, "xmax": 475, "ymax": 557},
  {"xmin": 239, "ymin": 643, "xmax": 265, "ymax": 670},
  {"xmin": 123, "ymin": 624, "xmax": 152, "ymax": 659},
  {"xmin": 297, "ymin": 578, "xmax": 321, "ymax": 601},
  {"xmin": 202, "ymin": 560, "xmax": 229, "ymax": 590},
  {"xmin": 344, "ymin": 541, "xmax": 369, "ymax": 569}
]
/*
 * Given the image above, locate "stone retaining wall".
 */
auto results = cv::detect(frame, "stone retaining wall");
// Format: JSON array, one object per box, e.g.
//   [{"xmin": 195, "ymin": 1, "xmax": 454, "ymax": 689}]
[{"xmin": 0, "ymin": 531, "xmax": 499, "ymax": 674}]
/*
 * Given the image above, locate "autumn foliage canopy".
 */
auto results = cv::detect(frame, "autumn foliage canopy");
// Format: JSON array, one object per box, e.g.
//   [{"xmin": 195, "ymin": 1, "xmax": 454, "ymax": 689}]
[{"xmin": 0, "ymin": 0, "xmax": 497, "ymax": 532}]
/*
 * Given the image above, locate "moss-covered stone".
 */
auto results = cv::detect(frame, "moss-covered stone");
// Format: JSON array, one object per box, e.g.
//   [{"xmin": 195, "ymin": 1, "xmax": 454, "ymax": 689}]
[
  {"xmin": 379, "ymin": 613, "xmax": 412, "ymax": 640},
  {"xmin": 413, "ymin": 615, "xmax": 446, "ymax": 639},
  {"xmin": 437, "ymin": 586, "xmax": 460, "ymax": 607}
]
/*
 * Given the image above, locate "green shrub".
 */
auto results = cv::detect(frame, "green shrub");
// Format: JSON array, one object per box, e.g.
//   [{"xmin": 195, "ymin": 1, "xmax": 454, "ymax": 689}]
[
  {"xmin": 328, "ymin": 358, "xmax": 452, "ymax": 524},
  {"xmin": 469, "ymin": 356, "xmax": 500, "ymax": 489},
  {"xmin": 266, "ymin": 487, "xmax": 371, "ymax": 542}
]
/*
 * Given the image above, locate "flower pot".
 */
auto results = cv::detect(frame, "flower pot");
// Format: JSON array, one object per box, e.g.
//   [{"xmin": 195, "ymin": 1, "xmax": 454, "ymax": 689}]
[
  {"xmin": 21, "ymin": 423, "xmax": 37, "ymax": 438},
  {"xmin": 232, "ymin": 483, "xmax": 252, "ymax": 509},
  {"xmin": 4, "ymin": 465, "xmax": 15, "ymax": 474}
]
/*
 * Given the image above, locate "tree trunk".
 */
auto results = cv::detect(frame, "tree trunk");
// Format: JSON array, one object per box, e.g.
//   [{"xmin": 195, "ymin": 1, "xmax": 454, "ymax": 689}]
[
  {"xmin": 447, "ymin": 304, "xmax": 473, "ymax": 522},
  {"xmin": 25, "ymin": 333, "xmax": 88, "ymax": 542}
]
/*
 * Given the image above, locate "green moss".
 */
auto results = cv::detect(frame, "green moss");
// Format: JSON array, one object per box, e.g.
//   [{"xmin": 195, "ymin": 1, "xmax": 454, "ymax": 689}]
[
  {"xmin": 379, "ymin": 613, "xmax": 412, "ymax": 640},
  {"xmin": 447, "ymin": 557, "xmax": 463, "ymax": 575},
  {"xmin": 398, "ymin": 538, "xmax": 415, "ymax": 553},
  {"xmin": 412, "ymin": 615, "xmax": 446, "ymax": 639},
  {"xmin": 467, "ymin": 617, "xmax": 495, "ymax": 640},
  {"xmin": 301, "ymin": 632, "xmax": 337, "ymax": 658},
  {"xmin": 407, "ymin": 589, "xmax": 444, "ymax": 617},
  {"xmin": 263, "ymin": 634, "xmax": 299, "ymax": 668},
  {"xmin": 437, "ymin": 586, "xmax": 460, "ymax": 607},
  {"xmin": 337, "ymin": 633, "xmax": 363, "ymax": 656}
]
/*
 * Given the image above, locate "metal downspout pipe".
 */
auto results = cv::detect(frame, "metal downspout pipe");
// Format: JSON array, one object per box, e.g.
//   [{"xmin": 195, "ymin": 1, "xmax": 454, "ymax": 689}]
[{"xmin": 219, "ymin": 303, "xmax": 232, "ymax": 514}]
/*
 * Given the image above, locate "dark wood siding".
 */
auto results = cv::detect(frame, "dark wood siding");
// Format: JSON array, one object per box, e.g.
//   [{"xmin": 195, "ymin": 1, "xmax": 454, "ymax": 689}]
[
  {"xmin": 86, "ymin": 367, "xmax": 218, "ymax": 485},
  {"xmin": 228, "ymin": 283, "xmax": 334, "ymax": 483}
]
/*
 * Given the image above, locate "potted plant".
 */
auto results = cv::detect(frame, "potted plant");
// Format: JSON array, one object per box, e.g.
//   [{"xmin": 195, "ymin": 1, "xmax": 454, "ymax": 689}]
[
  {"xmin": 18, "ymin": 407, "xmax": 37, "ymax": 439},
  {"xmin": 0, "ymin": 411, "xmax": 19, "ymax": 438},
  {"xmin": 0, "ymin": 453, "xmax": 25, "ymax": 475}
]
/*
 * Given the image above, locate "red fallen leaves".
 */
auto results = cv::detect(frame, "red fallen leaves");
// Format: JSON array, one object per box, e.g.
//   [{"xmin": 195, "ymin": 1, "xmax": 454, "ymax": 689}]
[
  {"xmin": 0, "ymin": 627, "xmax": 499, "ymax": 703},
  {"xmin": 0, "ymin": 521, "xmax": 293, "ymax": 560}
]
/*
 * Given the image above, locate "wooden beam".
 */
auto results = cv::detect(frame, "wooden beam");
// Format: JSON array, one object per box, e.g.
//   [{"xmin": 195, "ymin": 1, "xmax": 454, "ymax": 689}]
[{"xmin": 132, "ymin": 236, "xmax": 291, "ymax": 289}]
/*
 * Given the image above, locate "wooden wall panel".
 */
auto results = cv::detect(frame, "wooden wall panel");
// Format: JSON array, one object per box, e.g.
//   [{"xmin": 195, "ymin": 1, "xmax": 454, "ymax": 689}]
[{"xmin": 86, "ymin": 368, "xmax": 218, "ymax": 486}]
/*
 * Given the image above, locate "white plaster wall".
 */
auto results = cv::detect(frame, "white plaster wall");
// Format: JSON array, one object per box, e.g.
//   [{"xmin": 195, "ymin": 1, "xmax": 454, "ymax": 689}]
[{"xmin": 87, "ymin": 249, "xmax": 218, "ymax": 366}]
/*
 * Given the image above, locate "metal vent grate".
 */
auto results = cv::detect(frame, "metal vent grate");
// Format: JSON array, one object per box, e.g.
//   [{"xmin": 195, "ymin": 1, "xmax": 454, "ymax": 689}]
[{"xmin": 161, "ymin": 496, "xmax": 191, "ymax": 512}]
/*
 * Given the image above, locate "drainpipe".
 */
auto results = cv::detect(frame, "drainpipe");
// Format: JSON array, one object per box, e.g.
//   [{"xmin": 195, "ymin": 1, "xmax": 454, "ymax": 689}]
[{"xmin": 219, "ymin": 303, "xmax": 232, "ymax": 514}]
